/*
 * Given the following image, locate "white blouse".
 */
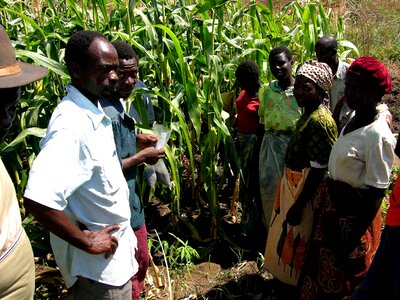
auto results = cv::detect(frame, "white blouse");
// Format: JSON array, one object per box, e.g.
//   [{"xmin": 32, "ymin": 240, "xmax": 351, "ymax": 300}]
[{"xmin": 329, "ymin": 114, "xmax": 396, "ymax": 189}]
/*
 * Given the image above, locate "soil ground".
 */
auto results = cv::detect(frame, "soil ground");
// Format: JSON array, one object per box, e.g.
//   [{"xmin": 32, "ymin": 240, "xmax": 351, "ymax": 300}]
[{"xmin": 384, "ymin": 73, "xmax": 400, "ymax": 134}]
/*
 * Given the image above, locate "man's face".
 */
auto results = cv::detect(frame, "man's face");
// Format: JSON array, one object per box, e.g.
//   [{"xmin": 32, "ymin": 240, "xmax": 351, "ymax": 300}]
[
  {"xmin": 316, "ymin": 44, "xmax": 336, "ymax": 69},
  {"xmin": 78, "ymin": 38, "xmax": 119, "ymax": 101},
  {"xmin": 0, "ymin": 87, "xmax": 20, "ymax": 140},
  {"xmin": 117, "ymin": 57, "xmax": 138, "ymax": 99}
]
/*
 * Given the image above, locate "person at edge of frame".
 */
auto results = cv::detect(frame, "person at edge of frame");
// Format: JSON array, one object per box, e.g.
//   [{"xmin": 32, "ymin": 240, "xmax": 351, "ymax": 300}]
[{"xmin": 0, "ymin": 24, "xmax": 48, "ymax": 300}]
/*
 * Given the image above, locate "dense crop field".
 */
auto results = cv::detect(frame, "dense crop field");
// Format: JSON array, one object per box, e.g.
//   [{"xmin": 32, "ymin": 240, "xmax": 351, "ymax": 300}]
[{"xmin": 0, "ymin": 0, "xmax": 374, "ymax": 298}]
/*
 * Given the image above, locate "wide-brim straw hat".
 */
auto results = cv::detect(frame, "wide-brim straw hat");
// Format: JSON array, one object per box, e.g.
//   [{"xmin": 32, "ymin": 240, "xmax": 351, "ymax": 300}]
[{"xmin": 0, "ymin": 25, "xmax": 48, "ymax": 88}]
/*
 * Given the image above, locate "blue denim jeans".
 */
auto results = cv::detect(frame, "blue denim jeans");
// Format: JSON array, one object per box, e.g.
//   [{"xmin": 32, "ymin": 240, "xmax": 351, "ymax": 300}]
[{"xmin": 353, "ymin": 225, "xmax": 400, "ymax": 300}]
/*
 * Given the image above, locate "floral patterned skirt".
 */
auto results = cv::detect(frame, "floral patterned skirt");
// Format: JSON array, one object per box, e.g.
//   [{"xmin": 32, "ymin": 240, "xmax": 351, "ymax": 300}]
[{"xmin": 299, "ymin": 178, "xmax": 382, "ymax": 300}]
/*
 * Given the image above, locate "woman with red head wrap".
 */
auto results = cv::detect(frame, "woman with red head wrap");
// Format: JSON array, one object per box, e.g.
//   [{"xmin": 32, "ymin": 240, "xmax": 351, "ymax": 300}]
[
  {"xmin": 333, "ymin": 56, "xmax": 393, "ymax": 131},
  {"xmin": 352, "ymin": 59, "xmax": 400, "ymax": 300},
  {"xmin": 298, "ymin": 57, "xmax": 396, "ymax": 299}
]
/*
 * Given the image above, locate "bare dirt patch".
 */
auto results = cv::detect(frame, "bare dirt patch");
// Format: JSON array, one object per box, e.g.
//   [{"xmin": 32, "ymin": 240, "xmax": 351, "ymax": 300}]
[
  {"xmin": 384, "ymin": 73, "xmax": 400, "ymax": 134},
  {"xmin": 144, "ymin": 261, "xmax": 275, "ymax": 300}
]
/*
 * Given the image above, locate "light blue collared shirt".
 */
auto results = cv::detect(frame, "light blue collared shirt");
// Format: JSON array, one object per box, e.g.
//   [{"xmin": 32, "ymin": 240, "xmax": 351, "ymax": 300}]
[{"xmin": 24, "ymin": 84, "xmax": 137, "ymax": 288}]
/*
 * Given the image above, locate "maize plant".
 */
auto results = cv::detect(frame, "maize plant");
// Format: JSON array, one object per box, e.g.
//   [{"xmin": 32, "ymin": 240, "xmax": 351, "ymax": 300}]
[{"xmin": 0, "ymin": 0, "xmax": 358, "ymax": 245}]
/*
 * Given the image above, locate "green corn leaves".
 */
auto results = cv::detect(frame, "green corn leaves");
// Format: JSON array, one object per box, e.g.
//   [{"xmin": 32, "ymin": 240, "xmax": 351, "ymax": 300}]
[{"xmin": 0, "ymin": 0, "xmax": 358, "ymax": 242}]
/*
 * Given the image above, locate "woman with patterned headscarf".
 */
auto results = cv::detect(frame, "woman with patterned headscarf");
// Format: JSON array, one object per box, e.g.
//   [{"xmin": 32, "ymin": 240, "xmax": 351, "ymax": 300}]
[
  {"xmin": 299, "ymin": 57, "xmax": 396, "ymax": 299},
  {"xmin": 263, "ymin": 60, "xmax": 338, "ymax": 299}
]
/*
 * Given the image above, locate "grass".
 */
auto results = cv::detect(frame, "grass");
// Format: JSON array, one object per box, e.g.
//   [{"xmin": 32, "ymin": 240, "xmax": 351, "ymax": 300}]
[{"xmin": 344, "ymin": 0, "xmax": 400, "ymax": 68}]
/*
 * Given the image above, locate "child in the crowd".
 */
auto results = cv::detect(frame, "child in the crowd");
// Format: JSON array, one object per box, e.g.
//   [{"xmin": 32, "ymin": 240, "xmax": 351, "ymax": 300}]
[{"xmin": 234, "ymin": 60, "xmax": 262, "ymax": 235}]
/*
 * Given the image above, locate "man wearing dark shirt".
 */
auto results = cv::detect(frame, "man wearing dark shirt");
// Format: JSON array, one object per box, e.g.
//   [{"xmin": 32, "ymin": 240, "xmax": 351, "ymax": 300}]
[{"xmin": 100, "ymin": 41, "xmax": 164, "ymax": 300}]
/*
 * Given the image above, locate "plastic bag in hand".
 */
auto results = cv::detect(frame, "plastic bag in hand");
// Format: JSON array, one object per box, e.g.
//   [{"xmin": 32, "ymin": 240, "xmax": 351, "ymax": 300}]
[{"xmin": 146, "ymin": 124, "xmax": 171, "ymax": 188}]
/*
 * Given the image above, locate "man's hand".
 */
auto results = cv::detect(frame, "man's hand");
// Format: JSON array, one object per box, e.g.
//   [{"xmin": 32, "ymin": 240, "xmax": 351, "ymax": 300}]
[
  {"xmin": 136, "ymin": 133, "xmax": 158, "ymax": 149},
  {"xmin": 24, "ymin": 199, "xmax": 121, "ymax": 260},
  {"xmin": 122, "ymin": 145, "xmax": 165, "ymax": 170},
  {"xmin": 139, "ymin": 147, "xmax": 165, "ymax": 165},
  {"xmin": 83, "ymin": 225, "xmax": 120, "ymax": 259}
]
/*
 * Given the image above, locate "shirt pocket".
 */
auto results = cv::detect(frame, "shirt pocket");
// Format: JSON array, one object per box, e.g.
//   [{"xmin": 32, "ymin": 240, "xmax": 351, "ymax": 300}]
[
  {"xmin": 101, "ymin": 150, "xmax": 125, "ymax": 194},
  {"xmin": 88, "ymin": 143, "xmax": 124, "ymax": 196}
]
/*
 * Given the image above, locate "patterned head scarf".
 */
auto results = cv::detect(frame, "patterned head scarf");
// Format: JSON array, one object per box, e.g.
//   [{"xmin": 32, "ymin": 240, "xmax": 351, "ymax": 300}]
[
  {"xmin": 296, "ymin": 60, "xmax": 333, "ymax": 92},
  {"xmin": 347, "ymin": 56, "xmax": 391, "ymax": 95}
]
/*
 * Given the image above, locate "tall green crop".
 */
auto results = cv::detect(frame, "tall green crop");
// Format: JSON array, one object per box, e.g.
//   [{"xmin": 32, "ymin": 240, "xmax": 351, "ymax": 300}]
[{"xmin": 0, "ymin": 0, "xmax": 358, "ymax": 243}]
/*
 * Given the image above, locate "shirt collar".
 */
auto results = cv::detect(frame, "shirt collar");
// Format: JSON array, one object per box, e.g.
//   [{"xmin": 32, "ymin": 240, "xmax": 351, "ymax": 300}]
[
  {"xmin": 335, "ymin": 60, "xmax": 349, "ymax": 80},
  {"xmin": 270, "ymin": 80, "xmax": 293, "ymax": 92},
  {"xmin": 66, "ymin": 84, "xmax": 110, "ymax": 129}
]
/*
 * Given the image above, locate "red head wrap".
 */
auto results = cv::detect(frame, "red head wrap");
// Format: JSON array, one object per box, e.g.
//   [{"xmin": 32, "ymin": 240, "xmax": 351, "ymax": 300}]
[{"xmin": 347, "ymin": 56, "xmax": 392, "ymax": 94}]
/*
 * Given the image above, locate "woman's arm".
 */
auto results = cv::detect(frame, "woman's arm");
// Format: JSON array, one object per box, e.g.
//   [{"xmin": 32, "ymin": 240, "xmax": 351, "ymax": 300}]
[{"xmin": 286, "ymin": 167, "xmax": 326, "ymax": 226}]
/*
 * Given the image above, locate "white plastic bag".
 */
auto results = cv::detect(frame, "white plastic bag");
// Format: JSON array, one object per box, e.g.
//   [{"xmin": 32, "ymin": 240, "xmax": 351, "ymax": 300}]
[{"xmin": 144, "ymin": 124, "xmax": 171, "ymax": 189}]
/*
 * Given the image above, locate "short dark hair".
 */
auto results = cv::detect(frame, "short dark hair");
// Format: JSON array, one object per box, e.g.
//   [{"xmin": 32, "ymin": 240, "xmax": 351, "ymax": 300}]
[
  {"xmin": 65, "ymin": 30, "xmax": 106, "ymax": 72},
  {"xmin": 269, "ymin": 46, "xmax": 292, "ymax": 62},
  {"xmin": 112, "ymin": 41, "xmax": 138, "ymax": 61},
  {"xmin": 315, "ymin": 36, "xmax": 337, "ymax": 53},
  {"xmin": 235, "ymin": 60, "xmax": 260, "ymax": 97}
]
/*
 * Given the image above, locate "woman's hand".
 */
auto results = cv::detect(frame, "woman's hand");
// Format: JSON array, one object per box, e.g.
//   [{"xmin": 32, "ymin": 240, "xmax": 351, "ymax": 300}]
[
  {"xmin": 286, "ymin": 201, "xmax": 303, "ymax": 226},
  {"xmin": 286, "ymin": 167, "xmax": 327, "ymax": 226}
]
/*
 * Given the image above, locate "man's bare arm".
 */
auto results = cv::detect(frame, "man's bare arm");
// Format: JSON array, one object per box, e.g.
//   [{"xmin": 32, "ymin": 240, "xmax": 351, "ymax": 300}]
[
  {"xmin": 24, "ymin": 198, "xmax": 119, "ymax": 259},
  {"xmin": 122, "ymin": 147, "xmax": 165, "ymax": 171}
]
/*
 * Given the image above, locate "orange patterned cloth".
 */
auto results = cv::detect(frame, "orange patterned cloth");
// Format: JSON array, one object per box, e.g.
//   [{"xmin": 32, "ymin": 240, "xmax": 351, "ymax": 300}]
[
  {"xmin": 299, "ymin": 178, "xmax": 381, "ymax": 300},
  {"xmin": 264, "ymin": 167, "xmax": 312, "ymax": 285}
]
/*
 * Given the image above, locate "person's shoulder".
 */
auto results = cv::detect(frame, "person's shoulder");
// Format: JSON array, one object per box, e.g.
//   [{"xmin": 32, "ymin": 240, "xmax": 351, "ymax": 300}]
[
  {"xmin": 266, "ymin": 80, "xmax": 278, "ymax": 89},
  {"xmin": 314, "ymin": 106, "xmax": 334, "ymax": 117},
  {"xmin": 49, "ymin": 95, "xmax": 98, "ymax": 135},
  {"xmin": 260, "ymin": 80, "xmax": 277, "ymax": 95},
  {"xmin": 338, "ymin": 60, "xmax": 350, "ymax": 72},
  {"xmin": 99, "ymin": 98, "xmax": 124, "ymax": 119},
  {"xmin": 50, "ymin": 97, "xmax": 82, "ymax": 126},
  {"xmin": 373, "ymin": 112, "xmax": 395, "ymax": 137},
  {"xmin": 134, "ymin": 79, "xmax": 147, "ymax": 89},
  {"xmin": 310, "ymin": 107, "xmax": 336, "ymax": 126},
  {"xmin": 236, "ymin": 89, "xmax": 247, "ymax": 101}
]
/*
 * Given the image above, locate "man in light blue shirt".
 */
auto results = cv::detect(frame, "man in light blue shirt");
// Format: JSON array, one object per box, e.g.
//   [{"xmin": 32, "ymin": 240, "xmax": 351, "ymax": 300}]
[{"xmin": 24, "ymin": 31, "xmax": 137, "ymax": 299}]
